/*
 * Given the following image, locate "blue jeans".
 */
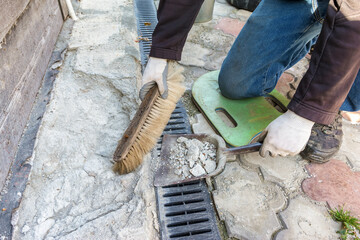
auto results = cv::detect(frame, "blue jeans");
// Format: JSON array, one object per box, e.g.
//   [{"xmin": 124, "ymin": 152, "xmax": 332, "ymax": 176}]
[{"xmin": 218, "ymin": 0, "xmax": 360, "ymax": 112}]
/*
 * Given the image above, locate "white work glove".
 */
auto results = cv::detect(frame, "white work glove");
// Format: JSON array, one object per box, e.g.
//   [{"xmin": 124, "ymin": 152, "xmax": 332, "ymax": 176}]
[
  {"xmin": 139, "ymin": 57, "xmax": 168, "ymax": 100},
  {"xmin": 259, "ymin": 110, "xmax": 315, "ymax": 157}
]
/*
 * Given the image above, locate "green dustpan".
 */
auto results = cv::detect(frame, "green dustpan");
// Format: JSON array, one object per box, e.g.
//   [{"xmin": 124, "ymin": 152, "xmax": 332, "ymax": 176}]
[{"xmin": 192, "ymin": 71, "xmax": 289, "ymax": 147}]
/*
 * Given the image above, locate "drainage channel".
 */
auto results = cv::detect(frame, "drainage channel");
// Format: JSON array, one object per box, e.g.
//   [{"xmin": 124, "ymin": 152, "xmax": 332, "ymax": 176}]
[
  {"xmin": 133, "ymin": 0, "xmax": 157, "ymax": 71},
  {"xmin": 156, "ymin": 180, "xmax": 221, "ymax": 240},
  {"xmin": 156, "ymin": 101, "xmax": 192, "ymax": 154},
  {"xmin": 133, "ymin": 0, "xmax": 221, "ymax": 239}
]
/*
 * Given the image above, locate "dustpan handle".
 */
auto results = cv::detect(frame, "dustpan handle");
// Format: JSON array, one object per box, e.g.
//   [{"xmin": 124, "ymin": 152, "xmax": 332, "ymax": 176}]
[{"xmin": 222, "ymin": 142, "xmax": 262, "ymax": 155}]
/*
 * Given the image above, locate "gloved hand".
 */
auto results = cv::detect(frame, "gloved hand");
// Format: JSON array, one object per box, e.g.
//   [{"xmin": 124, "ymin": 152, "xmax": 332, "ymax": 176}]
[
  {"xmin": 139, "ymin": 57, "xmax": 168, "ymax": 100},
  {"xmin": 259, "ymin": 110, "xmax": 315, "ymax": 157}
]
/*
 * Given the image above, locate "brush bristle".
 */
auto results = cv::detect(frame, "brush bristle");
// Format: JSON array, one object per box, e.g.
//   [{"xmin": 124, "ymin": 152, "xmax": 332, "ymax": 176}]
[{"xmin": 113, "ymin": 63, "xmax": 185, "ymax": 174}]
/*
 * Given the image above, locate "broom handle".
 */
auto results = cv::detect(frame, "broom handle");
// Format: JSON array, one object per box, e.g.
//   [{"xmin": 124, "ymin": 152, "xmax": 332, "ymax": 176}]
[{"xmin": 113, "ymin": 86, "xmax": 159, "ymax": 162}]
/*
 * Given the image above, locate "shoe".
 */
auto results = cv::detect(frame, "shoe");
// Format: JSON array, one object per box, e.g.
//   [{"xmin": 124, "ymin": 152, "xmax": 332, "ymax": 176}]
[
  {"xmin": 225, "ymin": 0, "xmax": 261, "ymax": 12},
  {"xmin": 300, "ymin": 114, "xmax": 343, "ymax": 163}
]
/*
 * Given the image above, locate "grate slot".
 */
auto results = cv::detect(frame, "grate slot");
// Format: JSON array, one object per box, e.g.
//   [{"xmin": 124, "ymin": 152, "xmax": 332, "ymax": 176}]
[
  {"xmin": 163, "ymin": 189, "xmax": 202, "ymax": 197},
  {"xmin": 163, "ymin": 202, "xmax": 210, "ymax": 214},
  {"xmin": 169, "ymin": 222, "xmax": 213, "ymax": 233},
  {"xmin": 167, "ymin": 218, "xmax": 209, "ymax": 228},
  {"xmin": 165, "ymin": 213, "xmax": 211, "ymax": 226},
  {"xmin": 162, "ymin": 194, "xmax": 205, "ymax": 207},
  {"xmin": 162, "ymin": 183, "xmax": 202, "ymax": 191},
  {"xmin": 172, "ymin": 110, "xmax": 184, "ymax": 114},
  {"xmin": 166, "ymin": 121, "xmax": 186, "ymax": 126},
  {"xmin": 163, "ymin": 180, "xmax": 201, "ymax": 188},
  {"xmin": 170, "ymin": 229, "xmax": 212, "ymax": 238},
  {"xmin": 165, "ymin": 208, "xmax": 207, "ymax": 217},
  {"xmin": 164, "ymin": 198, "xmax": 204, "ymax": 207},
  {"xmin": 168, "ymin": 115, "xmax": 186, "ymax": 120}
]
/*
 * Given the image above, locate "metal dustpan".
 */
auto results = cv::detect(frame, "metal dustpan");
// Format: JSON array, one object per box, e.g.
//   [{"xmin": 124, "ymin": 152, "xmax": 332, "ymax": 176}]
[{"xmin": 154, "ymin": 133, "xmax": 261, "ymax": 187}]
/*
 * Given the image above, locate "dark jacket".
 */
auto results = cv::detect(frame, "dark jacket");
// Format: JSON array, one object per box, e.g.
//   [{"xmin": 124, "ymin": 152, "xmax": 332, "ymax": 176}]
[{"xmin": 149, "ymin": 0, "xmax": 360, "ymax": 125}]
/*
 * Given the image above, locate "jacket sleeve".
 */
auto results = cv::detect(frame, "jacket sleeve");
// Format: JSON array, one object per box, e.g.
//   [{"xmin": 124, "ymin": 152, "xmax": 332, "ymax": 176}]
[
  {"xmin": 149, "ymin": 0, "xmax": 204, "ymax": 61},
  {"xmin": 288, "ymin": 0, "xmax": 360, "ymax": 125}
]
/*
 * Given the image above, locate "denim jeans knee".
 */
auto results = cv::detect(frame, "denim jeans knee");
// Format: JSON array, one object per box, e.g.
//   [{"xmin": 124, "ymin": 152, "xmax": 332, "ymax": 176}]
[
  {"xmin": 218, "ymin": 69, "xmax": 235, "ymax": 99},
  {"xmin": 340, "ymin": 71, "xmax": 360, "ymax": 112},
  {"xmin": 218, "ymin": 61, "xmax": 264, "ymax": 100}
]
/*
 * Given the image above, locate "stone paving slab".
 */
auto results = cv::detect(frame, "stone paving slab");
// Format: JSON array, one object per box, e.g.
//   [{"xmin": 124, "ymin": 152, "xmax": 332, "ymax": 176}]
[
  {"xmin": 303, "ymin": 159, "xmax": 360, "ymax": 217},
  {"xmin": 276, "ymin": 195, "xmax": 341, "ymax": 240},
  {"xmin": 212, "ymin": 162, "xmax": 286, "ymax": 239},
  {"xmin": 240, "ymin": 153, "xmax": 308, "ymax": 198}
]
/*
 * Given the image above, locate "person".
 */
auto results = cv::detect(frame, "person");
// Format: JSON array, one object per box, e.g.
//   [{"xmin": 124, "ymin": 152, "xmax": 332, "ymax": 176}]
[{"xmin": 140, "ymin": 0, "xmax": 360, "ymax": 162}]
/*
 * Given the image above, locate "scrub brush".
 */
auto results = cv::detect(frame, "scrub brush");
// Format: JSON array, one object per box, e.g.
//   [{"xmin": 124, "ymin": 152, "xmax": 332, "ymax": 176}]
[{"xmin": 113, "ymin": 62, "xmax": 185, "ymax": 174}]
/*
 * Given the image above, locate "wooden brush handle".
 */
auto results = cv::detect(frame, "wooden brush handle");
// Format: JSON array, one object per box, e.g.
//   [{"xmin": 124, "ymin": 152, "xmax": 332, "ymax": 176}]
[{"xmin": 113, "ymin": 86, "xmax": 159, "ymax": 162}]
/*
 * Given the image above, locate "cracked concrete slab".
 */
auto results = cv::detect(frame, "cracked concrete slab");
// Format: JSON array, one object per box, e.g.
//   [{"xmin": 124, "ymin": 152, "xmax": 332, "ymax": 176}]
[
  {"xmin": 11, "ymin": 0, "xmax": 158, "ymax": 239},
  {"xmin": 212, "ymin": 162, "xmax": 287, "ymax": 239},
  {"xmin": 276, "ymin": 195, "xmax": 340, "ymax": 240},
  {"xmin": 241, "ymin": 153, "xmax": 309, "ymax": 198}
]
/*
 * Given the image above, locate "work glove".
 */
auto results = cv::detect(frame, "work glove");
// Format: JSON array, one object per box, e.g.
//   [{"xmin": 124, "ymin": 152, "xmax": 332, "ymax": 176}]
[
  {"xmin": 259, "ymin": 110, "xmax": 315, "ymax": 157},
  {"xmin": 139, "ymin": 57, "xmax": 168, "ymax": 100}
]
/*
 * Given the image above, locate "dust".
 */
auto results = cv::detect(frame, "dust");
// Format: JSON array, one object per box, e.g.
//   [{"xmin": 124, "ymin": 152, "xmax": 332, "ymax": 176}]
[{"xmin": 169, "ymin": 137, "xmax": 217, "ymax": 179}]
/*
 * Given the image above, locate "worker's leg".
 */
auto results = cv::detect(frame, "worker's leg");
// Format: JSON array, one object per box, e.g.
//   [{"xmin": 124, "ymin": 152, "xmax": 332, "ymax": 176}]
[
  {"xmin": 219, "ymin": 0, "xmax": 329, "ymax": 99},
  {"xmin": 150, "ymin": 0, "xmax": 204, "ymax": 61}
]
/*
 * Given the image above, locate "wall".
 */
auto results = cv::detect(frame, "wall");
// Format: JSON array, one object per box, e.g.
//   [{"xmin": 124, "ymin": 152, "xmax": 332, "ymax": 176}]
[{"xmin": 0, "ymin": 0, "xmax": 65, "ymax": 190}]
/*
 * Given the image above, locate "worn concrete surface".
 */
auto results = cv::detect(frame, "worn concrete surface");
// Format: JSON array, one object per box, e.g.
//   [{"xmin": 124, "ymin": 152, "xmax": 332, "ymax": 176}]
[
  {"xmin": 10, "ymin": 0, "xmax": 159, "ymax": 239},
  {"xmin": 276, "ymin": 195, "xmax": 341, "ymax": 240},
  {"xmin": 5, "ymin": 0, "xmax": 360, "ymax": 239}
]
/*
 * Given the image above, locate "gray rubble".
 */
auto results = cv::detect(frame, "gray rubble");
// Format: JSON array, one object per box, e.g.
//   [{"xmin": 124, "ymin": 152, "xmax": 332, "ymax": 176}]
[{"xmin": 169, "ymin": 137, "xmax": 217, "ymax": 178}]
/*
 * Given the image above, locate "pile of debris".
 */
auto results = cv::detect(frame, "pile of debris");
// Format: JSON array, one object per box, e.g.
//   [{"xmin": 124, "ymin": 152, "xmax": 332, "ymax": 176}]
[{"xmin": 169, "ymin": 137, "xmax": 217, "ymax": 179}]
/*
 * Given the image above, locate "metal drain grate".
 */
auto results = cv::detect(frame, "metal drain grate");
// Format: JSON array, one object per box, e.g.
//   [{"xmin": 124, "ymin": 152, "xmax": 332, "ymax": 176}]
[
  {"xmin": 156, "ymin": 101, "xmax": 192, "ymax": 153},
  {"xmin": 163, "ymin": 102, "xmax": 192, "ymax": 135},
  {"xmin": 156, "ymin": 180, "xmax": 221, "ymax": 240},
  {"xmin": 134, "ymin": 0, "xmax": 158, "ymax": 69}
]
